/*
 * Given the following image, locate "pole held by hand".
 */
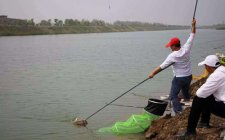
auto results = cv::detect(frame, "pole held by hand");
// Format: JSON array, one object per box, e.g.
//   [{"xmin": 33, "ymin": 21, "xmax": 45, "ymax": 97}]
[{"xmin": 193, "ymin": 0, "xmax": 199, "ymax": 19}]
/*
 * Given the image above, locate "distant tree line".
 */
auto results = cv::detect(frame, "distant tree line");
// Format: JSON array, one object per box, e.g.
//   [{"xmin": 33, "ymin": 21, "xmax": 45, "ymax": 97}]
[
  {"xmin": 0, "ymin": 17, "xmax": 192, "ymax": 36},
  {"xmin": 2, "ymin": 18, "xmax": 172, "ymax": 28},
  {"xmin": 37, "ymin": 19, "xmax": 169, "ymax": 27},
  {"xmin": 0, "ymin": 16, "xmax": 189, "ymax": 28},
  {"xmin": 1, "ymin": 16, "xmax": 224, "ymax": 31},
  {"xmin": 37, "ymin": 19, "xmax": 107, "ymax": 27},
  {"xmin": 113, "ymin": 21, "xmax": 165, "ymax": 27}
]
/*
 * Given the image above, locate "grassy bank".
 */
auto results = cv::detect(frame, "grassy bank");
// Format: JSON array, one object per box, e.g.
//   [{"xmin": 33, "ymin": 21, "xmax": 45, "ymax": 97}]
[
  {"xmin": 0, "ymin": 25, "xmax": 188, "ymax": 36},
  {"xmin": 199, "ymin": 24, "xmax": 225, "ymax": 30}
]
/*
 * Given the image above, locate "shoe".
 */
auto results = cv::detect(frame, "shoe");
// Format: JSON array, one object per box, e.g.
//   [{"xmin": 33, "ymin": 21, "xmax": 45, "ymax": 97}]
[
  {"xmin": 176, "ymin": 131, "xmax": 196, "ymax": 138},
  {"xmin": 175, "ymin": 111, "xmax": 182, "ymax": 115},
  {"xmin": 197, "ymin": 122, "xmax": 211, "ymax": 128},
  {"xmin": 180, "ymin": 99, "xmax": 193, "ymax": 106}
]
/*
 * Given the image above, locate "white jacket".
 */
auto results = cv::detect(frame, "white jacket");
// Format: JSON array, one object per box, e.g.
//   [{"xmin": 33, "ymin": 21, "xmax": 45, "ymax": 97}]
[
  {"xmin": 197, "ymin": 66, "xmax": 225, "ymax": 102},
  {"xmin": 160, "ymin": 33, "xmax": 195, "ymax": 77}
]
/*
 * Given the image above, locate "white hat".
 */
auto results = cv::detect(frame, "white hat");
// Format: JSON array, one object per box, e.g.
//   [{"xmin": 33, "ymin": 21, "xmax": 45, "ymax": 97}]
[{"xmin": 198, "ymin": 55, "xmax": 220, "ymax": 67}]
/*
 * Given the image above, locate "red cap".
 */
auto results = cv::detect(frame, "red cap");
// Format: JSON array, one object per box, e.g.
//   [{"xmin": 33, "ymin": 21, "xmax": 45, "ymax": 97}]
[{"xmin": 165, "ymin": 37, "xmax": 180, "ymax": 48}]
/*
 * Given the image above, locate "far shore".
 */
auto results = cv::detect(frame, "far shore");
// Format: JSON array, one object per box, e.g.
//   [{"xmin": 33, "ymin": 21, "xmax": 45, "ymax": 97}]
[
  {"xmin": 1, "ymin": 16, "xmax": 224, "ymax": 36},
  {"xmin": 1, "ymin": 24, "xmax": 224, "ymax": 37},
  {"xmin": 0, "ymin": 26, "xmax": 188, "ymax": 36},
  {"xmin": 0, "ymin": 25, "xmax": 189, "ymax": 36}
]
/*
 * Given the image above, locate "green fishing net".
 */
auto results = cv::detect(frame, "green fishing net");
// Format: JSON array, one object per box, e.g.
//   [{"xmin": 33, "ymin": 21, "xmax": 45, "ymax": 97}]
[{"xmin": 98, "ymin": 111, "xmax": 159, "ymax": 134}]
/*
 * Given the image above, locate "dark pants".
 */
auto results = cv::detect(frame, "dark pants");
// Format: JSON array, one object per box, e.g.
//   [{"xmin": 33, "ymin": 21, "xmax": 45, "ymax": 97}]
[
  {"xmin": 169, "ymin": 75, "xmax": 192, "ymax": 113},
  {"xmin": 187, "ymin": 95, "xmax": 225, "ymax": 133}
]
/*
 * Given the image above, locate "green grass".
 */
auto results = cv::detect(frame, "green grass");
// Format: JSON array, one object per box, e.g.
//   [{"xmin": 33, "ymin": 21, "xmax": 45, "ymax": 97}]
[{"xmin": 0, "ymin": 25, "xmax": 189, "ymax": 36}]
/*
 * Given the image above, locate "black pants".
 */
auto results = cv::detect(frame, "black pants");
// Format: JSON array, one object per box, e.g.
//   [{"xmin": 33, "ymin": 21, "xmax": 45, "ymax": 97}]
[{"xmin": 187, "ymin": 95, "xmax": 225, "ymax": 133}]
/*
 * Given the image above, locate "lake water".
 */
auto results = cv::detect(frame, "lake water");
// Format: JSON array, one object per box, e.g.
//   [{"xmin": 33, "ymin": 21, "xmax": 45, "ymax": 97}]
[{"xmin": 0, "ymin": 29, "xmax": 224, "ymax": 140}]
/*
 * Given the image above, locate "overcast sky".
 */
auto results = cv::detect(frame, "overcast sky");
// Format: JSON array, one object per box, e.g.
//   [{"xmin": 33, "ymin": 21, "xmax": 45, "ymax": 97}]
[{"xmin": 0, "ymin": 0, "xmax": 225, "ymax": 25}]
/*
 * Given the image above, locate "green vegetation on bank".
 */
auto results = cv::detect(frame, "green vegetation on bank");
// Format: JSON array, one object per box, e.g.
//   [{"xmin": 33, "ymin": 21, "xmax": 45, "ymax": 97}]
[
  {"xmin": 214, "ymin": 24, "xmax": 225, "ymax": 30},
  {"xmin": 199, "ymin": 24, "xmax": 225, "ymax": 30},
  {"xmin": 0, "ymin": 18, "xmax": 190, "ymax": 36}
]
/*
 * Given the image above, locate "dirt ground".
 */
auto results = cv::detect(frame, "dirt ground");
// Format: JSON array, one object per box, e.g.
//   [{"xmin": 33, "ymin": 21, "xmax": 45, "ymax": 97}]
[{"xmin": 145, "ymin": 78, "xmax": 225, "ymax": 140}]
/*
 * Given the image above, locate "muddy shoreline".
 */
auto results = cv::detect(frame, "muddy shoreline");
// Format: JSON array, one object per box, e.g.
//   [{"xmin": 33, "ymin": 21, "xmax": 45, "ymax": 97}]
[{"xmin": 145, "ymin": 78, "xmax": 225, "ymax": 140}]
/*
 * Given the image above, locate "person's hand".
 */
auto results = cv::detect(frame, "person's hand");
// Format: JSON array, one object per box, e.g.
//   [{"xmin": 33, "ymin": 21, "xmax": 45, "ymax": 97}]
[
  {"xmin": 148, "ymin": 73, "xmax": 154, "ymax": 79},
  {"xmin": 192, "ymin": 18, "xmax": 196, "ymax": 27},
  {"xmin": 192, "ymin": 18, "xmax": 196, "ymax": 33}
]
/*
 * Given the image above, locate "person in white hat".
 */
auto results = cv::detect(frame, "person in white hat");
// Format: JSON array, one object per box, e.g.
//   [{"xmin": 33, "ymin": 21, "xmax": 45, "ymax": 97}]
[{"xmin": 179, "ymin": 55, "xmax": 225, "ymax": 137}]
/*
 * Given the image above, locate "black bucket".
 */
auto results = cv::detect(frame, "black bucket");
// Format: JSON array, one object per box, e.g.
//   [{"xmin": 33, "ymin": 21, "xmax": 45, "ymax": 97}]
[{"xmin": 144, "ymin": 98, "xmax": 168, "ymax": 116}]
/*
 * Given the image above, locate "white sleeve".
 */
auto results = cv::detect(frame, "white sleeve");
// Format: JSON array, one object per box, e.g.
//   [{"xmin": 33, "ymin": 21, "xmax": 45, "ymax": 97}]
[
  {"xmin": 182, "ymin": 33, "xmax": 195, "ymax": 52},
  {"xmin": 160, "ymin": 54, "xmax": 174, "ymax": 69},
  {"xmin": 196, "ymin": 73, "xmax": 220, "ymax": 98}
]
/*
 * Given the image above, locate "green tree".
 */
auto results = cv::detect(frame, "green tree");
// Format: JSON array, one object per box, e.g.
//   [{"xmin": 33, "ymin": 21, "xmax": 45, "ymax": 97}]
[
  {"xmin": 47, "ymin": 19, "xmax": 52, "ymax": 26},
  {"xmin": 58, "ymin": 20, "xmax": 63, "ymax": 27},
  {"xmin": 54, "ymin": 19, "xmax": 58, "ymax": 26},
  {"xmin": 39, "ymin": 20, "xmax": 51, "ymax": 26},
  {"xmin": 91, "ymin": 19, "xmax": 105, "ymax": 26},
  {"xmin": 81, "ymin": 19, "xmax": 90, "ymax": 26},
  {"xmin": 64, "ymin": 19, "xmax": 73, "ymax": 26},
  {"xmin": 27, "ymin": 18, "xmax": 35, "ymax": 26}
]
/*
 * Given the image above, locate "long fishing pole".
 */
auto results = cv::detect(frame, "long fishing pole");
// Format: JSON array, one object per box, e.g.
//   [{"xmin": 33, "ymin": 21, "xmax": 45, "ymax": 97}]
[
  {"xmin": 74, "ymin": 42, "xmax": 175, "ymax": 127},
  {"xmin": 74, "ymin": 0, "xmax": 200, "ymax": 127},
  {"xmin": 84, "ymin": 63, "xmax": 174, "ymax": 121},
  {"xmin": 85, "ymin": 77, "xmax": 150, "ymax": 120},
  {"xmin": 193, "ymin": 0, "xmax": 199, "ymax": 19}
]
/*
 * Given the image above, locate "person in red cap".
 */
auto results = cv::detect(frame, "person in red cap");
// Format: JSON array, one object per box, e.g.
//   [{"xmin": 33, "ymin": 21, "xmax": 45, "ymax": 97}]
[{"xmin": 148, "ymin": 19, "xmax": 196, "ymax": 114}]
